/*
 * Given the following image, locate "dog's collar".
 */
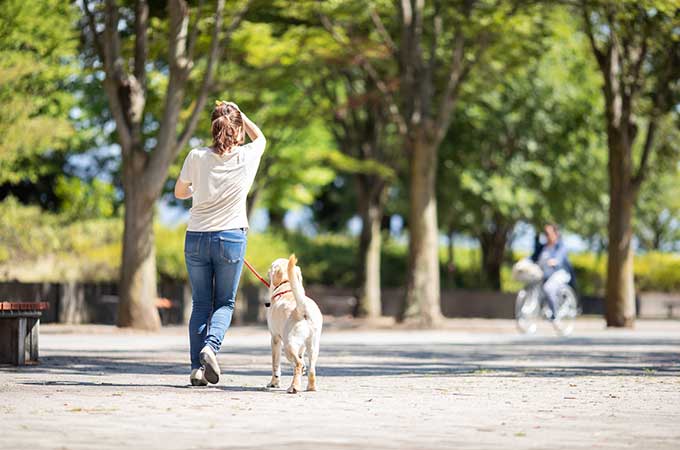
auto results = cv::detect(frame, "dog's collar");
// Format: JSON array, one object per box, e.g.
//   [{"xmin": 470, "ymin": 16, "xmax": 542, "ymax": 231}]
[
  {"xmin": 273, "ymin": 280, "xmax": 290, "ymax": 290},
  {"xmin": 265, "ymin": 281, "xmax": 291, "ymax": 308}
]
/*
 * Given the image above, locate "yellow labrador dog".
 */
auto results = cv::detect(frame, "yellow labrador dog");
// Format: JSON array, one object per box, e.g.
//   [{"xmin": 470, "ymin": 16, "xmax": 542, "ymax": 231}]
[{"xmin": 265, "ymin": 255, "xmax": 323, "ymax": 393}]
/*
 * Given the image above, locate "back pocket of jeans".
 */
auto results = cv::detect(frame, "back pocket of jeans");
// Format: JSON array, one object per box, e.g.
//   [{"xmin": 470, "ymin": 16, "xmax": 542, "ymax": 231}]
[
  {"xmin": 184, "ymin": 233, "xmax": 201, "ymax": 256},
  {"xmin": 219, "ymin": 237, "xmax": 244, "ymax": 263}
]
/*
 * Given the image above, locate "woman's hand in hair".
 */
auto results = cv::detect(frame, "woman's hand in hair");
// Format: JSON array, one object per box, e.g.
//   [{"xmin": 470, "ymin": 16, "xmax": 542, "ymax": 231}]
[{"xmin": 241, "ymin": 111, "xmax": 265, "ymax": 142}]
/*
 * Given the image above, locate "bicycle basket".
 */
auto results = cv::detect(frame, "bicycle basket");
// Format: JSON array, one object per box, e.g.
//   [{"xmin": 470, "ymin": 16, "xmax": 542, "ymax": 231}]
[{"xmin": 512, "ymin": 259, "xmax": 543, "ymax": 283}]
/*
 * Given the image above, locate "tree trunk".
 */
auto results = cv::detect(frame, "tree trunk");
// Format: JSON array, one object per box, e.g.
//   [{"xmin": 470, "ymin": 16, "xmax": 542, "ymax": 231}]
[
  {"xmin": 82, "ymin": 0, "xmax": 248, "ymax": 331},
  {"xmin": 605, "ymin": 133, "xmax": 636, "ymax": 328},
  {"xmin": 478, "ymin": 221, "xmax": 512, "ymax": 291},
  {"xmin": 651, "ymin": 216, "xmax": 663, "ymax": 251},
  {"xmin": 269, "ymin": 209, "xmax": 285, "ymax": 230},
  {"xmin": 355, "ymin": 177, "xmax": 385, "ymax": 318},
  {"xmin": 401, "ymin": 139, "xmax": 443, "ymax": 325},
  {"xmin": 446, "ymin": 228, "xmax": 455, "ymax": 286},
  {"xmin": 117, "ymin": 163, "xmax": 161, "ymax": 330}
]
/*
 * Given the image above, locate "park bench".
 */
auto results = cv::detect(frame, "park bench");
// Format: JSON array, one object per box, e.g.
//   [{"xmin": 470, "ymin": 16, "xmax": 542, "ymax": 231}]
[{"xmin": 0, "ymin": 302, "xmax": 49, "ymax": 365}]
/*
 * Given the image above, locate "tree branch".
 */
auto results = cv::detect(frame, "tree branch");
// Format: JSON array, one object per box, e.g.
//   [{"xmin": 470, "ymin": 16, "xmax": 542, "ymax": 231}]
[
  {"xmin": 171, "ymin": 0, "xmax": 225, "ymax": 158},
  {"xmin": 318, "ymin": 8, "xmax": 407, "ymax": 135},
  {"xmin": 175, "ymin": 0, "xmax": 252, "ymax": 156},
  {"xmin": 630, "ymin": 32, "xmax": 648, "ymax": 96},
  {"xmin": 632, "ymin": 40, "xmax": 679, "ymax": 188},
  {"xmin": 581, "ymin": 1, "xmax": 607, "ymax": 71},
  {"xmin": 631, "ymin": 117, "xmax": 657, "ymax": 189},
  {"xmin": 98, "ymin": 0, "xmax": 134, "ymax": 154},
  {"xmin": 146, "ymin": 0, "xmax": 194, "ymax": 197},
  {"xmin": 223, "ymin": 0, "xmax": 252, "ymax": 38},
  {"xmin": 434, "ymin": 27, "xmax": 492, "ymax": 144},
  {"xmin": 134, "ymin": 0, "xmax": 148, "ymax": 90},
  {"xmin": 82, "ymin": 0, "xmax": 104, "ymax": 61},
  {"xmin": 103, "ymin": 0, "xmax": 123, "ymax": 76},
  {"xmin": 428, "ymin": 0, "xmax": 442, "ymax": 83},
  {"xmin": 126, "ymin": 0, "xmax": 149, "ymax": 150},
  {"xmin": 369, "ymin": 5, "xmax": 397, "ymax": 55},
  {"xmin": 148, "ymin": 0, "xmax": 251, "ymax": 196},
  {"xmin": 186, "ymin": 0, "xmax": 206, "ymax": 63}
]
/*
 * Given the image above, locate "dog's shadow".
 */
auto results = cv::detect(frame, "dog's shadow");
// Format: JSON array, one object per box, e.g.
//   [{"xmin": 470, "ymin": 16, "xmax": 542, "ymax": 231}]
[{"xmin": 211, "ymin": 385, "xmax": 274, "ymax": 393}]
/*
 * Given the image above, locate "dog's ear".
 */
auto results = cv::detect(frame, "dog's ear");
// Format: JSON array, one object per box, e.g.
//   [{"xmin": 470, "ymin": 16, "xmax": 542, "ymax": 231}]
[
  {"xmin": 294, "ymin": 266, "xmax": 303, "ymax": 284},
  {"xmin": 270, "ymin": 263, "xmax": 285, "ymax": 285},
  {"xmin": 268, "ymin": 265, "xmax": 276, "ymax": 281}
]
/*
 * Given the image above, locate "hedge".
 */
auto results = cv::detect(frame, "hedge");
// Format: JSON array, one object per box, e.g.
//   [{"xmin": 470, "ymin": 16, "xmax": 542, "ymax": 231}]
[{"xmin": 1, "ymin": 198, "xmax": 678, "ymax": 293}]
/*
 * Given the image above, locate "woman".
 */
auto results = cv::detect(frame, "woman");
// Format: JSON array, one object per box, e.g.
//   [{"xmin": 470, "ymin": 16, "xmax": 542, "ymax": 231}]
[
  {"xmin": 530, "ymin": 223, "xmax": 575, "ymax": 320},
  {"xmin": 174, "ymin": 101, "xmax": 266, "ymax": 386}
]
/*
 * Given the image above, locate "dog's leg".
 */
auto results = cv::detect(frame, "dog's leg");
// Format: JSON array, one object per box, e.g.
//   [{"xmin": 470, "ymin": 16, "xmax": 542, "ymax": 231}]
[
  {"xmin": 285, "ymin": 345, "xmax": 303, "ymax": 394},
  {"xmin": 267, "ymin": 336, "xmax": 282, "ymax": 388},
  {"xmin": 307, "ymin": 336, "xmax": 319, "ymax": 392},
  {"xmin": 299, "ymin": 348, "xmax": 307, "ymax": 376}
]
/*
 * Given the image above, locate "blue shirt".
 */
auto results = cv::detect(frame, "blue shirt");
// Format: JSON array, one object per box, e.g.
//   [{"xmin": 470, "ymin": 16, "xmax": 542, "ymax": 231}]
[{"xmin": 531, "ymin": 240, "xmax": 571, "ymax": 280}]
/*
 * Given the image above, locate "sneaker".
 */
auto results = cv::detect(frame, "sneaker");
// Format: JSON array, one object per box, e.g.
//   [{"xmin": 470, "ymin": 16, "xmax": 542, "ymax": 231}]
[
  {"xmin": 199, "ymin": 346, "xmax": 220, "ymax": 384},
  {"xmin": 190, "ymin": 368, "xmax": 208, "ymax": 386}
]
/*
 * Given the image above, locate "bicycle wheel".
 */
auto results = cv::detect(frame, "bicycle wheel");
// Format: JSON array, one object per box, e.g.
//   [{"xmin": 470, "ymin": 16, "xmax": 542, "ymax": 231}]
[
  {"xmin": 552, "ymin": 285, "xmax": 578, "ymax": 336},
  {"xmin": 516, "ymin": 285, "xmax": 541, "ymax": 334}
]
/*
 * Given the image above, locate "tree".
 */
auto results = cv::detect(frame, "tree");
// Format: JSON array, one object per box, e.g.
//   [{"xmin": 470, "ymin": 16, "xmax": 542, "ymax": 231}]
[
  {"xmin": 394, "ymin": 1, "xmax": 534, "ymax": 324},
  {"xmin": 226, "ymin": 18, "xmax": 340, "ymax": 223},
  {"xmin": 323, "ymin": 75, "xmax": 397, "ymax": 317},
  {"xmin": 81, "ymin": 0, "xmax": 250, "ymax": 330},
  {"xmin": 0, "ymin": 0, "xmax": 79, "ymax": 204},
  {"xmin": 318, "ymin": 1, "xmax": 533, "ymax": 322},
  {"xmin": 580, "ymin": 0, "xmax": 680, "ymax": 327},
  {"xmin": 635, "ymin": 116, "xmax": 680, "ymax": 251},
  {"xmin": 438, "ymin": 8, "xmax": 547, "ymax": 290},
  {"xmin": 439, "ymin": 5, "xmax": 610, "ymax": 290},
  {"xmin": 636, "ymin": 169, "xmax": 680, "ymax": 251},
  {"xmin": 313, "ymin": 1, "xmax": 401, "ymax": 317}
]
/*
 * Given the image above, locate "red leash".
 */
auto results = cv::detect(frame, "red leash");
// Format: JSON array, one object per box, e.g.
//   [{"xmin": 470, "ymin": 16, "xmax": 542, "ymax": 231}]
[
  {"xmin": 243, "ymin": 258, "xmax": 292, "ymax": 307},
  {"xmin": 243, "ymin": 258, "xmax": 270, "ymax": 288}
]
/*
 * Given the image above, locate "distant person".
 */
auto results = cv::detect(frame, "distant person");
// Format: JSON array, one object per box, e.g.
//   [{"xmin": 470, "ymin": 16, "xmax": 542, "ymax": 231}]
[
  {"xmin": 530, "ymin": 224, "xmax": 575, "ymax": 320},
  {"xmin": 174, "ymin": 101, "xmax": 266, "ymax": 386}
]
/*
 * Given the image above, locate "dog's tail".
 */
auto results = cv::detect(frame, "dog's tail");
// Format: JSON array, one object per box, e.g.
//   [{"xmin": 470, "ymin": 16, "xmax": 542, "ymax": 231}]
[{"xmin": 287, "ymin": 254, "xmax": 307, "ymax": 318}]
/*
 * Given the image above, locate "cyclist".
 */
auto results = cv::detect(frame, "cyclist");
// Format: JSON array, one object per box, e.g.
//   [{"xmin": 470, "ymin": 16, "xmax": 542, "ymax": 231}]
[{"xmin": 530, "ymin": 224, "xmax": 575, "ymax": 320}]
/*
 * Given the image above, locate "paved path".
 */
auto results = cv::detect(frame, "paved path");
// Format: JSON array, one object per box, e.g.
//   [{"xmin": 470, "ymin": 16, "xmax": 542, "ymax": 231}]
[{"xmin": 1, "ymin": 319, "xmax": 679, "ymax": 450}]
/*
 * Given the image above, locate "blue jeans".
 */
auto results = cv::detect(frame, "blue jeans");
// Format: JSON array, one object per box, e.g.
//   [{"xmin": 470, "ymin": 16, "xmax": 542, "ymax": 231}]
[{"xmin": 185, "ymin": 229, "xmax": 247, "ymax": 369}]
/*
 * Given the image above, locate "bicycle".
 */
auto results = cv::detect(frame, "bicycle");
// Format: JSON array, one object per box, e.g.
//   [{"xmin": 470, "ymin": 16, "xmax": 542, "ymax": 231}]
[{"xmin": 512, "ymin": 259, "xmax": 579, "ymax": 335}]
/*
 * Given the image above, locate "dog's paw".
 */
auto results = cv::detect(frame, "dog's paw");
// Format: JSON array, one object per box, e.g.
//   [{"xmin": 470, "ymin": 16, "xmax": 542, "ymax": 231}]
[
  {"xmin": 266, "ymin": 375, "xmax": 280, "ymax": 388},
  {"xmin": 287, "ymin": 385, "xmax": 300, "ymax": 394},
  {"xmin": 306, "ymin": 384, "xmax": 317, "ymax": 392}
]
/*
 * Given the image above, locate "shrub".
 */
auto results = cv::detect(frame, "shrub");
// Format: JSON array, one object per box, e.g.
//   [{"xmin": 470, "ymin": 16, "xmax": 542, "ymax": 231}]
[{"xmin": 1, "ymin": 197, "xmax": 679, "ymax": 294}]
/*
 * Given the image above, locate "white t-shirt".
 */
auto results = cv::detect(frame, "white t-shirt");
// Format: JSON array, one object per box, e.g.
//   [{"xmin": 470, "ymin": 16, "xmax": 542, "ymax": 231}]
[{"xmin": 179, "ymin": 137, "xmax": 266, "ymax": 231}]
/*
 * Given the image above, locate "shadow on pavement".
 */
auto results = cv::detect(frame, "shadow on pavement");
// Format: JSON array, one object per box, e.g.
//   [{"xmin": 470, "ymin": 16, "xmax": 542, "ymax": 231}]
[
  {"xmin": 4, "ymin": 335, "xmax": 679, "ymax": 381},
  {"xmin": 19, "ymin": 380, "xmax": 269, "ymax": 392}
]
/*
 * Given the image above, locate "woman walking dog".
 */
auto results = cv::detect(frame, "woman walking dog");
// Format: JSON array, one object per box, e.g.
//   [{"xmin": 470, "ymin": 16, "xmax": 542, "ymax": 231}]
[{"xmin": 174, "ymin": 101, "xmax": 266, "ymax": 386}]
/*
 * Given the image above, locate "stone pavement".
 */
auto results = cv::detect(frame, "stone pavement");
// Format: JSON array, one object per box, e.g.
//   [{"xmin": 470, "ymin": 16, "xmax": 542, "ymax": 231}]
[{"xmin": 1, "ymin": 319, "xmax": 679, "ymax": 450}]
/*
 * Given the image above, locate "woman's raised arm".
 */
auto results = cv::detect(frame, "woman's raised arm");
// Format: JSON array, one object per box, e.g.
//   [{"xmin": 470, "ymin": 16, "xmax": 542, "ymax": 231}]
[
  {"xmin": 241, "ymin": 111, "xmax": 264, "ymax": 142},
  {"xmin": 225, "ymin": 102, "xmax": 264, "ymax": 142}
]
